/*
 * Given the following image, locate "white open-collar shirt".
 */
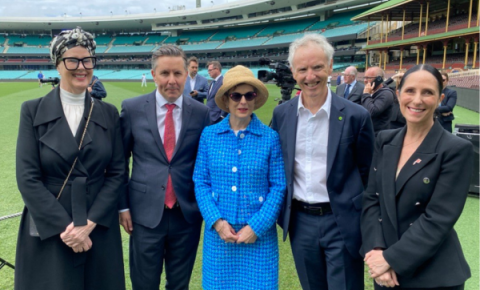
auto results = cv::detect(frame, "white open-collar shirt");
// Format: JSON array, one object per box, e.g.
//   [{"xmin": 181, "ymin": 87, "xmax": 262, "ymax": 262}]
[{"xmin": 294, "ymin": 88, "xmax": 332, "ymax": 203}]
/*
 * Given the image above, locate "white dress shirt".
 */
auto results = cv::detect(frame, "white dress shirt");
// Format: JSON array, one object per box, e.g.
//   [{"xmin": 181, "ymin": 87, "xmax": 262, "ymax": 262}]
[
  {"xmin": 293, "ymin": 89, "xmax": 332, "ymax": 203},
  {"xmin": 59, "ymin": 87, "xmax": 85, "ymax": 137},
  {"xmin": 155, "ymin": 91, "xmax": 183, "ymax": 143},
  {"xmin": 189, "ymin": 75, "xmax": 196, "ymax": 92}
]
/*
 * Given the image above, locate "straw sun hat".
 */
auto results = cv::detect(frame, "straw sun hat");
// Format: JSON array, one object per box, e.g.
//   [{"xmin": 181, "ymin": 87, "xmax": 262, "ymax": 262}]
[{"xmin": 214, "ymin": 65, "xmax": 269, "ymax": 112}]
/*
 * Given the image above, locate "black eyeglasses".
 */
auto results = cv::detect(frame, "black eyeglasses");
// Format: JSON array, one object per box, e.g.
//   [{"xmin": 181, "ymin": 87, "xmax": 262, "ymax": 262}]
[
  {"xmin": 229, "ymin": 91, "xmax": 257, "ymax": 102},
  {"xmin": 58, "ymin": 57, "xmax": 97, "ymax": 71},
  {"xmin": 442, "ymin": 78, "xmax": 447, "ymax": 82}
]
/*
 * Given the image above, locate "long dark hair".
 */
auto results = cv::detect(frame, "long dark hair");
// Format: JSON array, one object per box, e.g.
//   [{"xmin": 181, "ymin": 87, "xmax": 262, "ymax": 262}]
[{"xmin": 398, "ymin": 64, "xmax": 444, "ymax": 96}]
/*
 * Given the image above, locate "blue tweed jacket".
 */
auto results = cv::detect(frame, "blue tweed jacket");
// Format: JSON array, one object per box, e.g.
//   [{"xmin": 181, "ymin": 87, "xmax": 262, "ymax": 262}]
[{"xmin": 193, "ymin": 114, "xmax": 286, "ymax": 238}]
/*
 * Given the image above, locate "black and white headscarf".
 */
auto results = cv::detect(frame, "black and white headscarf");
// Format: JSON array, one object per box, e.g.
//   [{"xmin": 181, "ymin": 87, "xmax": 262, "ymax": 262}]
[{"xmin": 50, "ymin": 26, "xmax": 96, "ymax": 66}]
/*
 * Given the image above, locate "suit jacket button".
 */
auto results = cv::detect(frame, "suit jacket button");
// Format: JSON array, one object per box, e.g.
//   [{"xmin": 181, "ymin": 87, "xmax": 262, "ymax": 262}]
[
  {"xmin": 415, "ymin": 202, "xmax": 421, "ymax": 206},
  {"xmin": 378, "ymin": 218, "xmax": 382, "ymax": 222},
  {"xmin": 161, "ymin": 185, "xmax": 166, "ymax": 190},
  {"xmin": 409, "ymin": 223, "xmax": 413, "ymax": 226},
  {"xmin": 376, "ymin": 192, "xmax": 379, "ymax": 196}
]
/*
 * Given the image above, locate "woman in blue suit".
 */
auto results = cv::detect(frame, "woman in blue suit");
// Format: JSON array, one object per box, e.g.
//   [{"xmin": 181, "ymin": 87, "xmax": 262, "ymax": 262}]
[
  {"xmin": 193, "ymin": 65, "xmax": 286, "ymax": 290},
  {"xmin": 361, "ymin": 64, "xmax": 473, "ymax": 289}
]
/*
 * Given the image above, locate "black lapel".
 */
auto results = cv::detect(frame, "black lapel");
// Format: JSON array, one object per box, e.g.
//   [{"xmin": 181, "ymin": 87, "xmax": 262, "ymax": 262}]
[
  {"xmin": 395, "ymin": 122, "xmax": 442, "ymax": 196},
  {"xmin": 327, "ymin": 93, "xmax": 346, "ymax": 178},
  {"xmin": 381, "ymin": 127, "xmax": 405, "ymax": 235},
  {"xmin": 35, "ymin": 88, "xmax": 82, "ymax": 167},
  {"xmin": 286, "ymin": 98, "xmax": 299, "ymax": 181},
  {"xmin": 172, "ymin": 96, "xmax": 192, "ymax": 158},
  {"xmin": 145, "ymin": 92, "xmax": 167, "ymax": 160}
]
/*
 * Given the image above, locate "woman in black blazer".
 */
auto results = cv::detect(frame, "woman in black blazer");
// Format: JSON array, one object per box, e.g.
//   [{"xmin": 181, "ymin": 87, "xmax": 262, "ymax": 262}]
[
  {"xmin": 361, "ymin": 64, "xmax": 473, "ymax": 290},
  {"xmin": 15, "ymin": 27, "xmax": 126, "ymax": 290}
]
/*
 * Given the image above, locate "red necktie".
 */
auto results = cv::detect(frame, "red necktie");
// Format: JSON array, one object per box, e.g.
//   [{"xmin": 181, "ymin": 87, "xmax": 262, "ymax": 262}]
[{"xmin": 164, "ymin": 104, "xmax": 177, "ymax": 208}]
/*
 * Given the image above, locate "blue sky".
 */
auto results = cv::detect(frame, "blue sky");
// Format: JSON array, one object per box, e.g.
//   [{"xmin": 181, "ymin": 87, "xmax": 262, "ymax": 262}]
[{"xmin": 0, "ymin": 0, "xmax": 231, "ymax": 18}]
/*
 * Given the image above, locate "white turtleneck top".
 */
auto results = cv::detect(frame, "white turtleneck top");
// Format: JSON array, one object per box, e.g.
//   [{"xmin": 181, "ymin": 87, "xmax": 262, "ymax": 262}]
[{"xmin": 59, "ymin": 88, "xmax": 85, "ymax": 137}]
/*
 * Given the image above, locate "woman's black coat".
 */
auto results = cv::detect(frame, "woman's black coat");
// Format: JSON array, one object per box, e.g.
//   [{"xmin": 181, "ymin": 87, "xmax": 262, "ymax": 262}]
[
  {"xmin": 15, "ymin": 88, "xmax": 126, "ymax": 290},
  {"xmin": 361, "ymin": 121, "xmax": 472, "ymax": 289}
]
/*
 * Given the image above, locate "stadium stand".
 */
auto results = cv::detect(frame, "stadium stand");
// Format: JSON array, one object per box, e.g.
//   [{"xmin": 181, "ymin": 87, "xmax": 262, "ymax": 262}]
[
  {"xmin": 107, "ymin": 45, "xmax": 156, "ymax": 53},
  {"xmin": 320, "ymin": 23, "xmax": 369, "ymax": 37},
  {"xmin": 164, "ymin": 31, "xmax": 215, "ymax": 44},
  {"xmin": 210, "ymin": 26, "xmax": 265, "ymax": 41},
  {"xmin": 308, "ymin": 10, "xmax": 366, "ymax": 31},
  {"xmin": 7, "ymin": 35, "xmax": 51, "ymax": 46},
  {"xmin": 5, "ymin": 47, "xmax": 49, "ymax": 54},
  {"xmin": 94, "ymin": 35, "xmax": 113, "ymax": 46},
  {"xmin": 264, "ymin": 33, "xmax": 305, "ymax": 45},
  {"xmin": 113, "ymin": 34, "xmax": 147, "ymax": 45},
  {"xmin": 179, "ymin": 42, "xmax": 223, "ymax": 51},
  {"xmin": 95, "ymin": 46, "xmax": 109, "ymax": 53},
  {"xmin": 0, "ymin": 70, "xmax": 29, "ymax": 79},
  {"xmin": 257, "ymin": 17, "xmax": 318, "ymax": 37},
  {"xmin": 144, "ymin": 34, "xmax": 168, "ymax": 44},
  {"xmin": 219, "ymin": 37, "xmax": 270, "ymax": 49}
]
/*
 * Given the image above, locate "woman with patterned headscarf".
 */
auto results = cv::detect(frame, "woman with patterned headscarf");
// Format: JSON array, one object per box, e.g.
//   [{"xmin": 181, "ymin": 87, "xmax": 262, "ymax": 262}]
[{"xmin": 14, "ymin": 27, "xmax": 126, "ymax": 290}]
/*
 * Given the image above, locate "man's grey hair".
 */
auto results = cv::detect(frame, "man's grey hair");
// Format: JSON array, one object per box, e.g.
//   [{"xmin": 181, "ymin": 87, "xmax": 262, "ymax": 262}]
[
  {"xmin": 288, "ymin": 34, "xmax": 334, "ymax": 69},
  {"xmin": 151, "ymin": 44, "xmax": 187, "ymax": 71},
  {"xmin": 345, "ymin": 66, "xmax": 358, "ymax": 76},
  {"xmin": 207, "ymin": 60, "xmax": 222, "ymax": 71}
]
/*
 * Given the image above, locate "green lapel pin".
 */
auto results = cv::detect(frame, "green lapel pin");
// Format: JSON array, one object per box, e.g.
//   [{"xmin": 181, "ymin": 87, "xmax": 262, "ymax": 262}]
[{"xmin": 338, "ymin": 116, "xmax": 343, "ymax": 121}]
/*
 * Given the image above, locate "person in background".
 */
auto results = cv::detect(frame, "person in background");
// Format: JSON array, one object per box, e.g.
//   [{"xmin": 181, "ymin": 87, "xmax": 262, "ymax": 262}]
[
  {"xmin": 271, "ymin": 33, "xmax": 374, "ymax": 290},
  {"xmin": 335, "ymin": 66, "xmax": 365, "ymax": 104},
  {"xmin": 362, "ymin": 66, "xmax": 395, "ymax": 135},
  {"xmin": 88, "ymin": 75, "xmax": 107, "ymax": 100},
  {"xmin": 15, "ymin": 26, "xmax": 126, "ymax": 290},
  {"xmin": 436, "ymin": 72, "xmax": 457, "ymax": 133},
  {"xmin": 183, "ymin": 56, "xmax": 209, "ymax": 103},
  {"xmin": 141, "ymin": 73, "xmax": 147, "ymax": 90},
  {"xmin": 362, "ymin": 64, "xmax": 472, "ymax": 289},
  {"xmin": 206, "ymin": 60, "xmax": 227, "ymax": 123},
  {"xmin": 194, "ymin": 65, "xmax": 286, "ymax": 290},
  {"xmin": 119, "ymin": 44, "xmax": 210, "ymax": 290},
  {"xmin": 37, "ymin": 71, "xmax": 44, "ymax": 87}
]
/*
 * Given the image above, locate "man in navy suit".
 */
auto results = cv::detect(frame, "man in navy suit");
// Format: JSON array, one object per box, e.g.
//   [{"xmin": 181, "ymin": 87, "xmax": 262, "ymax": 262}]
[
  {"xmin": 271, "ymin": 34, "xmax": 375, "ymax": 290},
  {"xmin": 183, "ymin": 56, "xmax": 209, "ymax": 103},
  {"xmin": 119, "ymin": 45, "xmax": 210, "ymax": 290},
  {"xmin": 206, "ymin": 60, "xmax": 227, "ymax": 123},
  {"xmin": 437, "ymin": 72, "xmax": 457, "ymax": 132}
]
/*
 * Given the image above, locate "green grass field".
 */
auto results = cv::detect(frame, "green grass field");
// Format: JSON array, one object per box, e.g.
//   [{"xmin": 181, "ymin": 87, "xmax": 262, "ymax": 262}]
[{"xmin": 0, "ymin": 82, "xmax": 478, "ymax": 289}]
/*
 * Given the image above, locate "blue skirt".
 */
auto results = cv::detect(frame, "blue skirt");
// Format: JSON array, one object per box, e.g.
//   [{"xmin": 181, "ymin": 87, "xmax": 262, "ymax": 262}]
[{"xmin": 202, "ymin": 223, "xmax": 279, "ymax": 290}]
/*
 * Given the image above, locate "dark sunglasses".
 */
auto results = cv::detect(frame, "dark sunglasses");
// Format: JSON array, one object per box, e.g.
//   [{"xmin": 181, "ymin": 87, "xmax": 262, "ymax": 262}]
[
  {"xmin": 229, "ymin": 91, "xmax": 257, "ymax": 102},
  {"xmin": 58, "ymin": 57, "xmax": 97, "ymax": 71}
]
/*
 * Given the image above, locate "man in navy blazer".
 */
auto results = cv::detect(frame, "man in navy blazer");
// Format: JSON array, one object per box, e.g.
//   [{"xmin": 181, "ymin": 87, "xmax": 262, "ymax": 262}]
[
  {"xmin": 271, "ymin": 34, "xmax": 375, "ymax": 290},
  {"xmin": 183, "ymin": 56, "xmax": 209, "ymax": 103},
  {"xmin": 335, "ymin": 66, "xmax": 365, "ymax": 104},
  {"xmin": 206, "ymin": 60, "xmax": 227, "ymax": 123},
  {"xmin": 119, "ymin": 45, "xmax": 210, "ymax": 290},
  {"xmin": 437, "ymin": 72, "xmax": 457, "ymax": 132}
]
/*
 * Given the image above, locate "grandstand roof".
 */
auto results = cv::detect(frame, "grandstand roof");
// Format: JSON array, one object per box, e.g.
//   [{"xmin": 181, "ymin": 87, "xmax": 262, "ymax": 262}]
[
  {"xmin": 363, "ymin": 26, "xmax": 479, "ymax": 50},
  {"xmin": 0, "ymin": 0, "xmax": 376, "ymax": 33},
  {"xmin": 352, "ymin": 0, "xmax": 452, "ymax": 21}
]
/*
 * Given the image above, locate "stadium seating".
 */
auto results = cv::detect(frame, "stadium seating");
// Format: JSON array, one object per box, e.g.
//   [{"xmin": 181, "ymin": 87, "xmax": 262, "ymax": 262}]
[
  {"xmin": 179, "ymin": 42, "xmax": 223, "ymax": 51},
  {"xmin": 107, "ymin": 45, "xmax": 156, "ymax": 53},
  {"xmin": 263, "ymin": 33, "xmax": 305, "ymax": 45},
  {"xmin": 164, "ymin": 31, "xmax": 215, "ymax": 44},
  {"xmin": 113, "ymin": 35, "xmax": 147, "ymax": 45},
  {"xmin": 5, "ymin": 47, "xmax": 49, "ymax": 54},
  {"xmin": 144, "ymin": 35, "xmax": 168, "ymax": 44},
  {"xmin": 257, "ymin": 18, "xmax": 318, "ymax": 37},
  {"xmin": 210, "ymin": 26, "xmax": 265, "ymax": 41},
  {"xmin": 320, "ymin": 23, "xmax": 369, "ymax": 38},
  {"xmin": 308, "ymin": 9, "xmax": 367, "ymax": 31},
  {"xmin": 0, "ymin": 70, "xmax": 29, "ymax": 79},
  {"xmin": 7, "ymin": 35, "xmax": 51, "ymax": 46},
  {"xmin": 218, "ymin": 37, "xmax": 270, "ymax": 49},
  {"xmin": 95, "ymin": 46, "xmax": 109, "ymax": 53},
  {"xmin": 95, "ymin": 35, "xmax": 113, "ymax": 46}
]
